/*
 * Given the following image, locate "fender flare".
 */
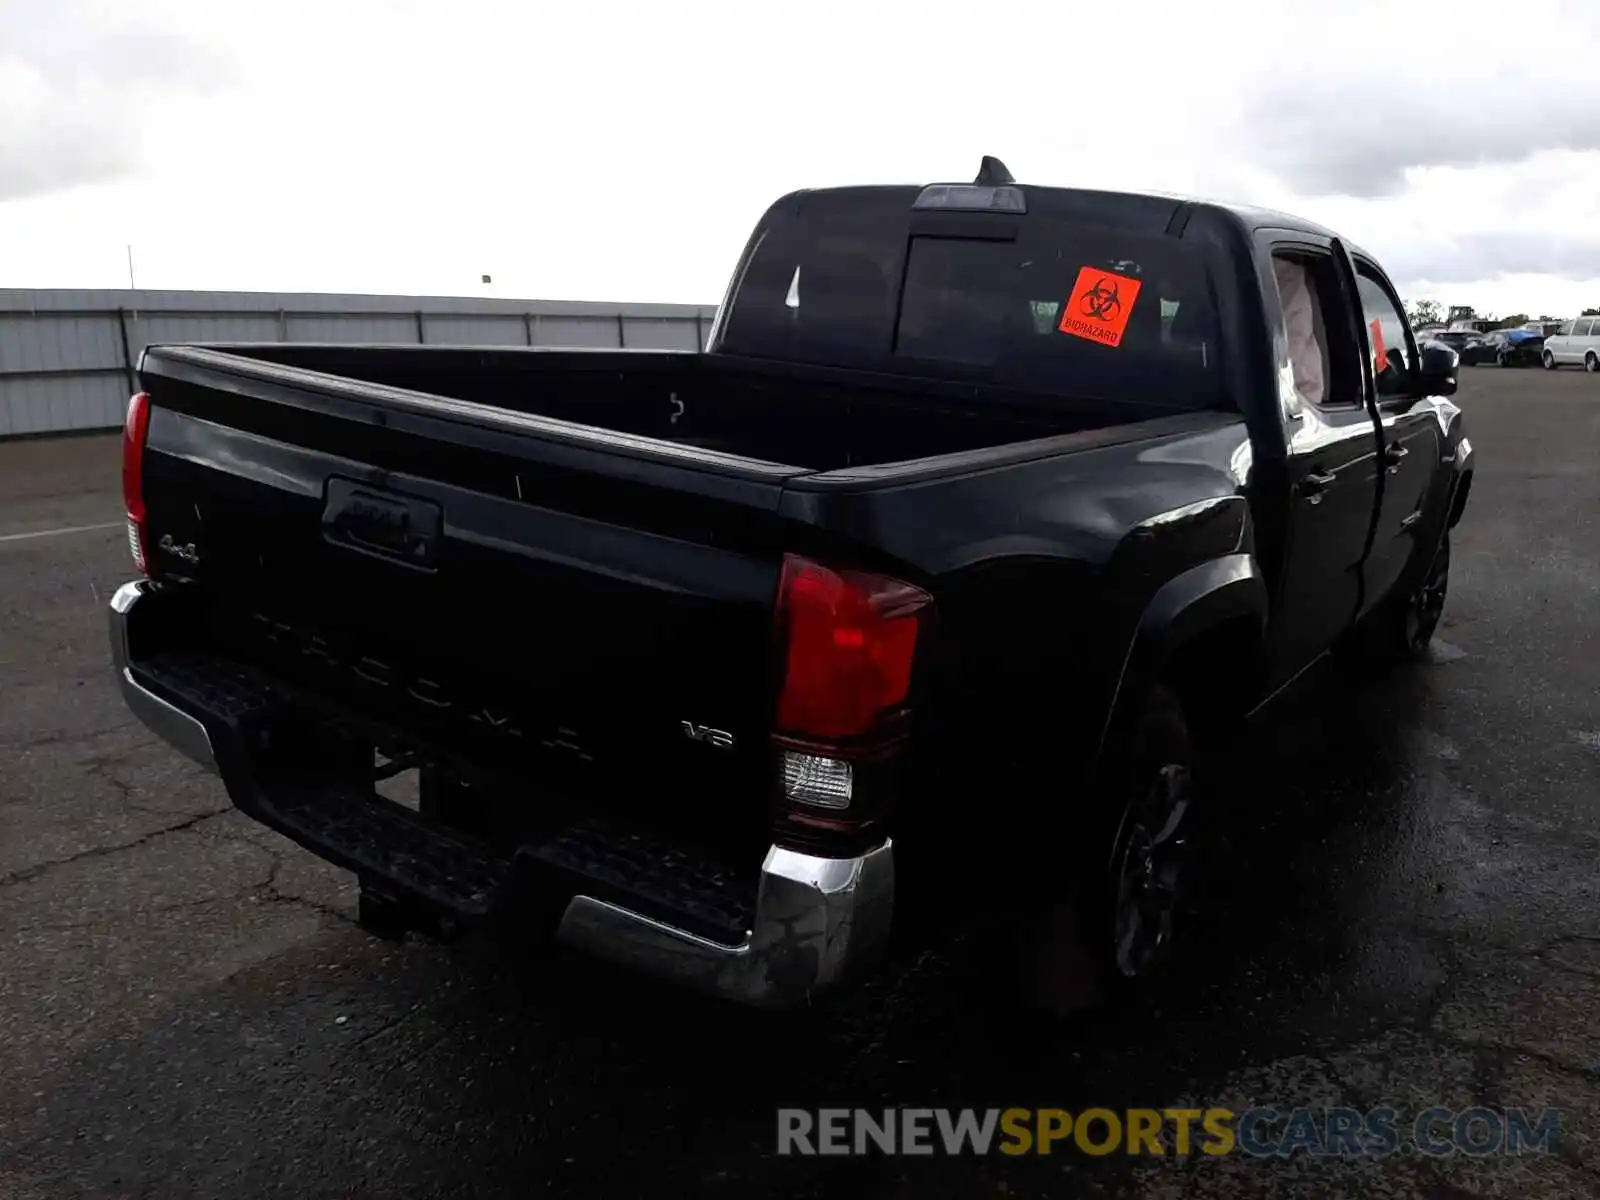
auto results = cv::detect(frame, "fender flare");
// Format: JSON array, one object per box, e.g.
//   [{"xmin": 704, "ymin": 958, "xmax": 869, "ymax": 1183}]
[
  {"xmin": 1096, "ymin": 553, "xmax": 1269, "ymax": 761},
  {"xmin": 1447, "ymin": 440, "xmax": 1474, "ymax": 529}
]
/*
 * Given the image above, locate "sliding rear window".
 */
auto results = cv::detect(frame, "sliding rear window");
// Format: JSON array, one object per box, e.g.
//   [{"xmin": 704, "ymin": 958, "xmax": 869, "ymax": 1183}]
[{"xmin": 718, "ymin": 192, "xmax": 1227, "ymax": 411}]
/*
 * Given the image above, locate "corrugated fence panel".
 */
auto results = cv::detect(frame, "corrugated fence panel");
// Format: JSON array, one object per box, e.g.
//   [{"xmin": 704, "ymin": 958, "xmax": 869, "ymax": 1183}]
[
  {"xmin": 530, "ymin": 316, "xmax": 622, "ymax": 348},
  {"xmin": 423, "ymin": 315, "xmax": 527, "ymax": 346},
  {"xmin": 284, "ymin": 314, "xmax": 420, "ymax": 343},
  {"xmin": 622, "ymin": 317, "xmax": 703, "ymax": 351},
  {"xmin": 130, "ymin": 314, "xmax": 282, "ymax": 356},
  {"xmin": 0, "ymin": 290, "xmax": 718, "ymax": 436},
  {"xmin": 0, "ymin": 314, "xmax": 124, "ymax": 373},
  {"xmin": 0, "ymin": 374, "xmax": 127, "ymax": 436}
]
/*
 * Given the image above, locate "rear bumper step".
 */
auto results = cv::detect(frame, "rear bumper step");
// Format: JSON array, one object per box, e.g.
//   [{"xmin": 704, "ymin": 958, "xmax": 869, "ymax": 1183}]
[{"xmin": 109, "ymin": 579, "xmax": 893, "ymax": 1007}]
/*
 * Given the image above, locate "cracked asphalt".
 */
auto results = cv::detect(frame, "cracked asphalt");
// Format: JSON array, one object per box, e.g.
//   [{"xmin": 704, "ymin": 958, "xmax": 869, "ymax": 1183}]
[{"xmin": 2, "ymin": 368, "xmax": 1598, "ymax": 1198}]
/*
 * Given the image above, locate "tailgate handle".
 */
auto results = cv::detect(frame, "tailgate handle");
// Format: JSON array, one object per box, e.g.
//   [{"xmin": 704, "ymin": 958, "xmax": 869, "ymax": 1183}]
[{"xmin": 322, "ymin": 477, "xmax": 442, "ymax": 571}]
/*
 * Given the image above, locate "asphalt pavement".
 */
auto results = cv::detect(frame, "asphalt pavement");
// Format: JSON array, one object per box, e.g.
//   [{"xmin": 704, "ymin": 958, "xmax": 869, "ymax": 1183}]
[{"xmin": 1, "ymin": 368, "xmax": 1598, "ymax": 1198}]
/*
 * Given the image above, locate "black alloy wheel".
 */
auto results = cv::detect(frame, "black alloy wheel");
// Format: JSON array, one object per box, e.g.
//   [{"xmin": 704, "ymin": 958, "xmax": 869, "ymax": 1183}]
[
  {"xmin": 1404, "ymin": 536, "xmax": 1451, "ymax": 656},
  {"xmin": 1110, "ymin": 758, "xmax": 1193, "ymax": 979}
]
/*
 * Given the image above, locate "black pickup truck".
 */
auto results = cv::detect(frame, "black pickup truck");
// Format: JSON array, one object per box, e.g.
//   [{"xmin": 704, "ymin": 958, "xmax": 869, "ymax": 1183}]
[{"xmin": 110, "ymin": 159, "xmax": 1473, "ymax": 1009}]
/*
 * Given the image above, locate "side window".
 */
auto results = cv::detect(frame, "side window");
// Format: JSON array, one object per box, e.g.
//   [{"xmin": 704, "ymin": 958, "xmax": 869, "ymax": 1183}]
[
  {"xmin": 1270, "ymin": 249, "xmax": 1362, "ymax": 411},
  {"xmin": 1354, "ymin": 269, "xmax": 1411, "ymax": 397},
  {"xmin": 1556, "ymin": 320, "xmax": 1574, "ymax": 337},
  {"xmin": 1576, "ymin": 319, "xmax": 1595, "ymax": 337}
]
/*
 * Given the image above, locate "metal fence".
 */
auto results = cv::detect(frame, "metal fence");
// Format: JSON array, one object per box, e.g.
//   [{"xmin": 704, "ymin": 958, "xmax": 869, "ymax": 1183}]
[{"xmin": 0, "ymin": 289, "xmax": 719, "ymax": 438}]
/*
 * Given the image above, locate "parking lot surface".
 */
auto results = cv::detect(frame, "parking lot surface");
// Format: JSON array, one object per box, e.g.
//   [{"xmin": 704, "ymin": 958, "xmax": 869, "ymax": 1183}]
[{"xmin": 2, "ymin": 368, "xmax": 1598, "ymax": 1198}]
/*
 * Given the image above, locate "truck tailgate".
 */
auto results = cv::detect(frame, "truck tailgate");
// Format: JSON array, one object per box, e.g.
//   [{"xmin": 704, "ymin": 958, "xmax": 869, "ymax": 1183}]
[{"xmin": 137, "ymin": 347, "xmax": 806, "ymax": 848}]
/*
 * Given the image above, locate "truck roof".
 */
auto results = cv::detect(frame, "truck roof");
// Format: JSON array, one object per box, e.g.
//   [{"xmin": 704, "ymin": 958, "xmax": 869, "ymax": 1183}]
[{"xmin": 784, "ymin": 180, "xmax": 1372, "ymax": 267}]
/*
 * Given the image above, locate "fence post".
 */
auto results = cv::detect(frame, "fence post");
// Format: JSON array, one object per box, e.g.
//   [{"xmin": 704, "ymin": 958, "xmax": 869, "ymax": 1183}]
[{"xmin": 116, "ymin": 307, "xmax": 136, "ymax": 394}]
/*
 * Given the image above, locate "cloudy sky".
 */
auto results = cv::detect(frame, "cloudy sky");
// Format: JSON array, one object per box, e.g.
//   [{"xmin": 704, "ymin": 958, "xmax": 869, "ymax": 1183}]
[{"xmin": 2, "ymin": 0, "xmax": 1598, "ymax": 318}]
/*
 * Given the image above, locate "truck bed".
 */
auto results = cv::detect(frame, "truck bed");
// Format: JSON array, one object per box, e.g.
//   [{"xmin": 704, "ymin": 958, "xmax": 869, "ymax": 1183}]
[
  {"xmin": 201, "ymin": 343, "xmax": 1183, "ymax": 472},
  {"xmin": 127, "ymin": 341, "xmax": 1234, "ymax": 878}
]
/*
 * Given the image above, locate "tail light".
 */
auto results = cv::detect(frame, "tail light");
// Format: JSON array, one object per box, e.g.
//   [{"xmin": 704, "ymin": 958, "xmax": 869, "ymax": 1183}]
[
  {"xmin": 122, "ymin": 391, "xmax": 152, "ymax": 575},
  {"xmin": 772, "ymin": 554, "xmax": 932, "ymax": 824}
]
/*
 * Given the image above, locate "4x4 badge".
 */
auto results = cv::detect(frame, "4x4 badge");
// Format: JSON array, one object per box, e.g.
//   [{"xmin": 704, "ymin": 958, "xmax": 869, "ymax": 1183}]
[{"xmin": 158, "ymin": 533, "xmax": 200, "ymax": 564}]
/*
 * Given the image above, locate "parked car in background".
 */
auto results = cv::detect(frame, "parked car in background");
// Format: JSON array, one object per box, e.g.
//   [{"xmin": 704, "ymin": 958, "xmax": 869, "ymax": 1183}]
[
  {"xmin": 1541, "ymin": 317, "xmax": 1600, "ymax": 372},
  {"xmin": 1427, "ymin": 330, "xmax": 1477, "ymax": 354},
  {"xmin": 1458, "ymin": 334, "xmax": 1498, "ymax": 366},
  {"xmin": 1497, "ymin": 329, "xmax": 1546, "ymax": 368},
  {"xmin": 1459, "ymin": 329, "xmax": 1544, "ymax": 368}
]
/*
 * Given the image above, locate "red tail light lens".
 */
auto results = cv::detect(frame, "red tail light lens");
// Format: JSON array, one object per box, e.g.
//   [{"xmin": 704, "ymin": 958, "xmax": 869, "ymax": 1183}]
[
  {"xmin": 122, "ymin": 392, "xmax": 151, "ymax": 574},
  {"xmin": 774, "ymin": 554, "xmax": 932, "ymax": 744}
]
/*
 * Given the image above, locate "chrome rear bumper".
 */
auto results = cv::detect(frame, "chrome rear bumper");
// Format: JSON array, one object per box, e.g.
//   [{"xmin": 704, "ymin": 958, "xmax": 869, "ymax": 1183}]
[
  {"xmin": 109, "ymin": 581, "xmax": 217, "ymax": 772},
  {"xmin": 556, "ymin": 841, "xmax": 893, "ymax": 1007},
  {"xmin": 109, "ymin": 578, "xmax": 894, "ymax": 1007}
]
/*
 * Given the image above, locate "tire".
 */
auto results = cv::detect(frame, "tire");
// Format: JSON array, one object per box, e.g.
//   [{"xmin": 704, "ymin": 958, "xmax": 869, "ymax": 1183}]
[
  {"xmin": 1586, "ymin": 352, "xmax": 1598, "ymax": 374},
  {"xmin": 1543, "ymin": 350, "xmax": 1557, "ymax": 370},
  {"xmin": 1008, "ymin": 685, "xmax": 1196, "ymax": 1017},
  {"xmin": 1357, "ymin": 535, "xmax": 1451, "ymax": 666}
]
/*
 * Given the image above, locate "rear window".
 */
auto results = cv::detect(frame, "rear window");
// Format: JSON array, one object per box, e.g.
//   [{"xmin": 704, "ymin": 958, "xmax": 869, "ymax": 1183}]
[{"xmin": 718, "ymin": 193, "xmax": 1227, "ymax": 411}]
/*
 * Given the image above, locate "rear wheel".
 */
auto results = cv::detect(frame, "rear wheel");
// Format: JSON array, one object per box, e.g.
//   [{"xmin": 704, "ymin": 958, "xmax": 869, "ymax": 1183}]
[
  {"xmin": 1105, "ymin": 731, "xmax": 1193, "ymax": 983},
  {"xmin": 1358, "ymin": 535, "xmax": 1451, "ymax": 665},
  {"xmin": 1011, "ymin": 685, "xmax": 1195, "ymax": 1016}
]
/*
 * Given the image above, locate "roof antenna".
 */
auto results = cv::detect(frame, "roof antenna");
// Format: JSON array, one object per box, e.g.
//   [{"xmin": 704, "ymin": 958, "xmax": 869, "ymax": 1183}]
[{"xmin": 975, "ymin": 156, "xmax": 1014, "ymax": 185}]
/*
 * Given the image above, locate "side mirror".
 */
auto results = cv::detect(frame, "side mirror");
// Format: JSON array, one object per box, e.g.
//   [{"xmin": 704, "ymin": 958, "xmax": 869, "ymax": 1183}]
[{"xmin": 1416, "ymin": 344, "xmax": 1459, "ymax": 396}]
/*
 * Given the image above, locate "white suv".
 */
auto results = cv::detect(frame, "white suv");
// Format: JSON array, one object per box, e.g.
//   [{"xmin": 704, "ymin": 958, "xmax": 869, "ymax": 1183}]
[{"xmin": 1541, "ymin": 317, "xmax": 1600, "ymax": 372}]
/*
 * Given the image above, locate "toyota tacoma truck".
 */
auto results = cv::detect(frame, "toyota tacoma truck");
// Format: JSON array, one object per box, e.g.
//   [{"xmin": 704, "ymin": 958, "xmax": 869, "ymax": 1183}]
[{"xmin": 109, "ymin": 158, "xmax": 1474, "ymax": 1009}]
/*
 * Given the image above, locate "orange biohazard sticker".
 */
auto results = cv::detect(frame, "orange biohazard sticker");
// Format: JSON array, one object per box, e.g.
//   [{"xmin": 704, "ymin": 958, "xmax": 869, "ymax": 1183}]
[
  {"xmin": 1059, "ymin": 267, "xmax": 1143, "ymax": 348},
  {"xmin": 1369, "ymin": 317, "xmax": 1388, "ymax": 372}
]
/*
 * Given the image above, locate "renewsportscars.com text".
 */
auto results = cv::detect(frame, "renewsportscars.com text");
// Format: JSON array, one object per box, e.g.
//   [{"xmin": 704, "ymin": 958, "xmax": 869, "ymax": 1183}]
[{"xmin": 776, "ymin": 1106, "xmax": 1562, "ymax": 1159}]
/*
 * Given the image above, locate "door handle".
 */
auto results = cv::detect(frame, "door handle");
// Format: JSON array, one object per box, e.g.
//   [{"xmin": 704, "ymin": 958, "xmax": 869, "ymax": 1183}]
[
  {"xmin": 1384, "ymin": 442, "xmax": 1410, "ymax": 467},
  {"xmin": 1302, "ymin": 469, "xmax": 1337, "ymax": 504}
]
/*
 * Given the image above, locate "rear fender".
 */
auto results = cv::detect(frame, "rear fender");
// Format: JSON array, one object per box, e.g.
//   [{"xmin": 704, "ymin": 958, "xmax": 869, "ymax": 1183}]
[{"xmin": 1097, "ymin": 553, "xmax": 1269, "ymax": 763}]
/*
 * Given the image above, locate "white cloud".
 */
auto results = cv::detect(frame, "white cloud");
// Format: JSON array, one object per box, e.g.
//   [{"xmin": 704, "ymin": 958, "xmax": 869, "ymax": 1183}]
[
  {"xmin": 1233, "ymin": 9, "xmax": 1600, "ymax": 199},
  {"xmin": 0, "ymin": 0, "xmax": 1597, "ymax": 318},
  {"xmin": 0, "ymin": 1, "xmax": 228, "ymax": 199}
]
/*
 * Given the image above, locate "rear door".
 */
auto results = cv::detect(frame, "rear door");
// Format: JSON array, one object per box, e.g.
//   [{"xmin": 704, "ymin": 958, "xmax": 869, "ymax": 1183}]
[
  {"xmin": 1351, "ymin": 256, "xmax": 1446, "ymax": 617},
  {"xmin": 1259, "ymin": 234, "xmax": 1385, "ymax": 683}
]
